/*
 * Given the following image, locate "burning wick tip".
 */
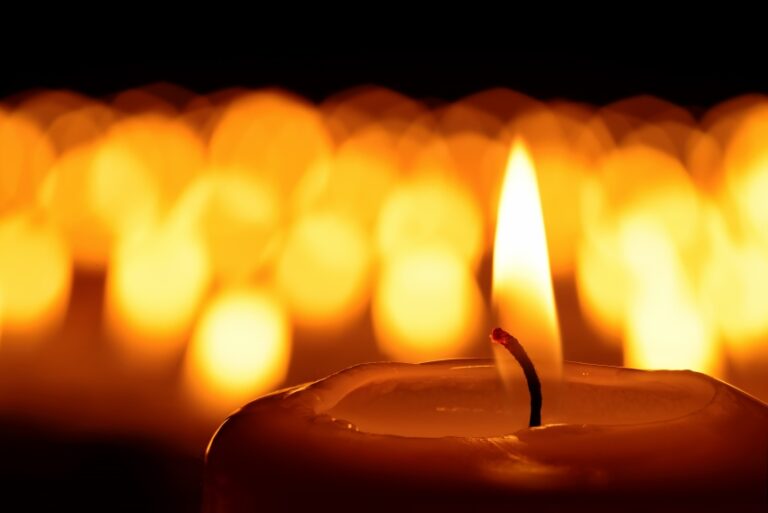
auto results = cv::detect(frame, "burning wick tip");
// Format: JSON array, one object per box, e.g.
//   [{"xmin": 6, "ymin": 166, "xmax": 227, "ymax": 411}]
[
  {"xmin": 490, "ymin": 327, "xmax": 512, "ymax": 346},
  {"xmin": 490, "ymin": 327, "xmax": 542, "ymax": 428}
]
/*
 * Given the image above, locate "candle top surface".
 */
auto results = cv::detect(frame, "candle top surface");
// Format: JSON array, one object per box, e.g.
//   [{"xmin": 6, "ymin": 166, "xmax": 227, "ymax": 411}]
[{"xmin": 256, "ymin": 359, "xmax": 724, "ymax": 438}]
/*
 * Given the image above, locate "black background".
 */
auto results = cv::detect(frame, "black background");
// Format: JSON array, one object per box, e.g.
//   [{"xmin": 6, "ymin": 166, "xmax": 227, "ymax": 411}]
[{"xmin": 3, "ymin": 47, "xmax": 767, "ymax": 109}]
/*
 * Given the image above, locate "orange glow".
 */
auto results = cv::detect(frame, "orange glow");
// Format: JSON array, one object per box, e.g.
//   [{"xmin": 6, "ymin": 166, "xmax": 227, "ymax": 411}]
[
  {"xmin": 618, "ymin": 214, "xmax": 721, "ymax": 376},
  {"xmin": 90, "ymin": 139, "xmax": 160, "ymax": 237},
  {"xmin": 372, "ymin": 247, "xmax": 483, "ymax": 362},
  {"xmin": 492, "ymin": 140, "xmax": 562, "ymax": 389},
  {"xmin": 444, "ymin": 131, "xmax": 508, "ymax": 241},
  {"xmin": 577, "ymin": 145, "xmax": 704, "ymax": 342},
  {"xmin": 724, "ymin": 105, "xmax": 768, "ymax": 246},
  {"xmin": 575, "ymin": 220, "xmax": 631, "ymax": 340},
  {"xmin": 699, "ymin": 207, "xmax": 768, "ymax": 351},
  {"xmin": 0, "ymin": 111, "xmax": 55, "ymax": 209},
  {"xmin": 42, "ymin": 143, "xmax": 112, "ymax": 269},
  {"xmin": 294, "ymin": 127, "xmax": 399, "ymax": 229},
  {"xmin": 275, "ymin": 212, "xmax": 371, "ymax": 332},
  {"xmin": 209, "ymin": 91, "xmax": 332, "ymax": 199},
  {"xmin": 105, "ymin": 224, "xmax": 210, "ymax": 365},
  {"xmin": 321, "ymin": 86, "xmax": 426, "ymax": 142},
  {"xmin": 184, "ymin": 288, "xmax": 291, "ymax": 413},
  {"xmin": 3, "ymin": 84, "xmax": 768, "ymax": 411},
  {"xmin": 533, "ymin": 146, "xmax": 588, "ymax": 278},
  {"xmin": 89, "ymin": 115, "xmax": 204, "ymax": 244},
  {"xmin": 686, "ymin": 130, "xmax": 723, "ymax": 191},
  {"xmin": 173, "ymin": 169, "xmax": 281, "ymax": 283},
  {"xmin": 0, "ymin": 211, "xmax": 71, "ymax": 339},
  {"xmin": 46, "ymin": 103, "xmax": 115, "ymax": 153},
  {"xmin": 376, "ymin": 175, "xmax": 484, "ymax": 269}
]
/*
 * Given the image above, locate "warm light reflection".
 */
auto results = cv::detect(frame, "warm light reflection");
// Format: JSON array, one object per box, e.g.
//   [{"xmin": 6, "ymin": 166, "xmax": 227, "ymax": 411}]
[
  {"xmin": 105, "ymin": 224, "xmax": 210, "ymax": 365},
  {"xmin": 492, "ymin": 140, "xmax": 562, "ymax": 391},
  {"xmin": 373, "ymin": 247, "xmax": 482, "ymax": 361},
  {"xmin": 0, "ymin": 212, "xmax": 72, "ymax": 339},
  {"xmin": 184, "ymin": 288, "xmax": 291, "ymax": 412}
]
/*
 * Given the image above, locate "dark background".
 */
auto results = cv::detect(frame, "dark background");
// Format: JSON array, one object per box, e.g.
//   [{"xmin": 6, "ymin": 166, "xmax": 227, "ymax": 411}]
[
  {"xmin": 2, "ymin": 44, "xmax": 767, "ymax": 511},
  {"xmin": 3, "ymin": 47, "xmax": 767, "ymax": 109}
]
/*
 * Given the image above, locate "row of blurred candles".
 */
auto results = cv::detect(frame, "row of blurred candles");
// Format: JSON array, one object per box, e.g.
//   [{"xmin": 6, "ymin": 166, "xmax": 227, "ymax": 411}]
[{"xmin": 1, "ymin": 85, "xmax": 768, "ymax": 445}]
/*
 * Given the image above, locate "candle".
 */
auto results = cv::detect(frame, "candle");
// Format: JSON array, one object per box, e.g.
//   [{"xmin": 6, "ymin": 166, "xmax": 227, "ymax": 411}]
[
  {"xmin": 202, "ymin": 141, "xmax": 768, "ymax": 511},
  {"xmin": 203, "ymin": 357, "xmax": 768, "ymax": 511}
]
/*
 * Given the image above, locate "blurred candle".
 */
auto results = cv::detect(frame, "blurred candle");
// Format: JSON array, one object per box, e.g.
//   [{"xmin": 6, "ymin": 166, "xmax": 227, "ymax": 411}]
[
  {"xmin": 275, "ymin": 212, "xmax": 371, "ymax": 333},
  {"xmin": 184, "ymin": 287, "xmax": 291, "ymax": 416},
  {"xmin": 105, "ymin": 222, "xmax": 210, "ymax": 367},
  {"xmin": 0, "ymin": 211, "xmax": 72, "ymax": 341},
  {"xmin": 372, "ymin": 246, "xmax": 483, "ymax": 362}
]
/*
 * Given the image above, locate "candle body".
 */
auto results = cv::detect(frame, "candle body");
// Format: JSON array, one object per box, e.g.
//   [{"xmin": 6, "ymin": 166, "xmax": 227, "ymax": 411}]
[{"xmin": 204, "ymin": 360, "xmax": 768, "ymax": 512}]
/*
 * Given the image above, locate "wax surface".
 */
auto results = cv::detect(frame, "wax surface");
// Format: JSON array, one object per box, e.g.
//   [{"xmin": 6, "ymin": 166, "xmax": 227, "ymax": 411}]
[
  {"xmin": 326, "ymin": 361, "xmax": 715, "ymax": 437},
  {"xmin": 204, "ymin": 359, "xmax": 768, "ymax": 512}
]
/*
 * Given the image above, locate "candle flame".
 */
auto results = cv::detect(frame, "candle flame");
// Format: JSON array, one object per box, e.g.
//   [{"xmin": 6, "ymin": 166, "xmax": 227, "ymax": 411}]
[{"xmin": 492, "ymin": 140, "xmax": 562, "ymax": 422}]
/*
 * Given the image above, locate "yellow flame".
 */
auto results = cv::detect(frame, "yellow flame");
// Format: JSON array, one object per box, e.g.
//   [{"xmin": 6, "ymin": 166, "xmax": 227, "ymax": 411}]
[
  {"xmin": 492, "ymin": 140, "xmax": 562, "ymax": 416},
  {"xmin": 184, "ymin": 288, "xmax": 291, "ymax": 413}
]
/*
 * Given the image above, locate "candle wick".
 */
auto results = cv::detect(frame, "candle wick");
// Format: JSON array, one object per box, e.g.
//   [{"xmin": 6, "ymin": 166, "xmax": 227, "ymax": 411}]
[{"xmin": 490, "ymin": 327, "xmax": 542, "ymax": 428}]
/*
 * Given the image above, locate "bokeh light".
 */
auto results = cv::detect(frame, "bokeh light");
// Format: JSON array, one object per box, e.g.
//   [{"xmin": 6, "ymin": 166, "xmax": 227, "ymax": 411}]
[
  {"xmin": 0, "ymin": 110, "xmax": 55, "ymax": 210},
  {"xmin": 105, "ymin": 223, "xmax": 210, "ymax": 365},
  {"xmin": 376, "ymin": 174, "xmax": 484, "ymax": 269},
  {"xmin": 618, "ymin": 214, "xmax": 721, "ymax": 376},
  {"xmin": 0, "ymin": 211, "xmax": 72, "ymax": 339},
  {"xmin": 184, "ymin": 288, "xmax": 291, "ymax": 413},
  {"xmin": 275, "ymin": 212, "xmax": 371, "ymax": 332},
  {"xmin": 209, "ymin": 90, "xmax": 332, "ymax": 200},
  {"xmin": 373, "ymin": 247, "xmax": 483, "ymax": 362},
  {"xmin": 173, "ymin": 169, "xmax": 282, "ymax": 284},
  {"xmin": 4, "ymin": 83, "xmax": 768, "ymax": 425}
]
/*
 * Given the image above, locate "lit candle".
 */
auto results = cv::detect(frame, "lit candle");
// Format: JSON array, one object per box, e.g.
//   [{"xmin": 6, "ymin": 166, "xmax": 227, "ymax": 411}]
[
  {"xmin": 204, "ymin": 358, "xmax": 767, "ymax": 510},
  {"xmin": 202, "ymin": 142, "xmax": 768, "ymax": 511}
]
